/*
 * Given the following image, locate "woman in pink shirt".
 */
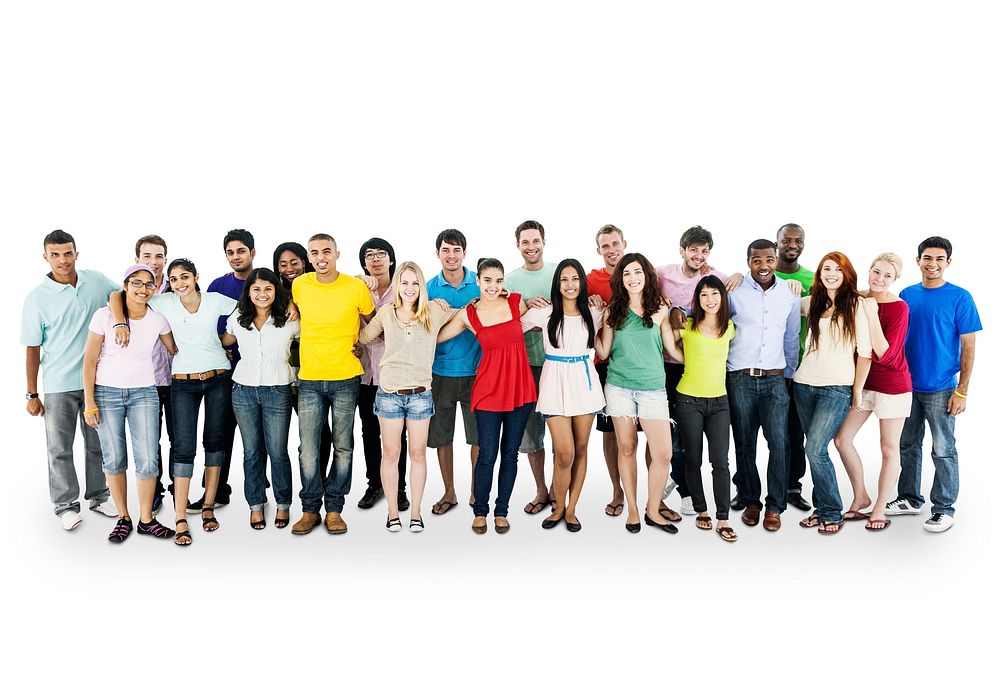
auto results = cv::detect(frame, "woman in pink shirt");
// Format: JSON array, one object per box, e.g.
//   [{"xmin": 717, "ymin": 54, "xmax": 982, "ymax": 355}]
[{"xmin": 833, "ymin": 253, "xmax": 912, "ymax": 531}]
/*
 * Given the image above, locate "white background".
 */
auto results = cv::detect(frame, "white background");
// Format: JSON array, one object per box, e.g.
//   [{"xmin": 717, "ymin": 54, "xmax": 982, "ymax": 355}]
[{"xmin": 2, "ymin": 2, "xmax": 996, "ymax": 689}]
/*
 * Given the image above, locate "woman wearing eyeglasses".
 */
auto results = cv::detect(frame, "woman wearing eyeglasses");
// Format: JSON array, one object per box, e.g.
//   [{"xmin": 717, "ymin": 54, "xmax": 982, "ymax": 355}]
[{"xmin": 84, "ymin": 264, "xmax": 178, "ymax": 543}]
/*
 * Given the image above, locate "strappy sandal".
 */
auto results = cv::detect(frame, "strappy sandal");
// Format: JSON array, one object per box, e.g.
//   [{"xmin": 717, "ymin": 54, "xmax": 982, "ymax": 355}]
[
  {"xmin": 274, "ymin": 511, "xmax": 290, "ymax": 529},
  {"xmin": 250, "ymin": 511, "xmax": 266, "ymax": 530},
  {"xmin": 695, "ymin": 515, "xmax": 713, "ymax": 530},
  {"xmin": 202, "ymin": 505, "xmax": 220, "ymax": 532},
  {"xmin": 174, "ymin": 519, "xmax": 192, "ymax": 546},
  {"xmin": 716, "ymin": 525, "xmax": 738, "ymax": 542},
  {"xmin": 108, "ymin": 517, "xmax": 133, "ymax": 543},
  {"xmin": 799, "ymin": 513, "xmax": 821, "ymax": 528}
]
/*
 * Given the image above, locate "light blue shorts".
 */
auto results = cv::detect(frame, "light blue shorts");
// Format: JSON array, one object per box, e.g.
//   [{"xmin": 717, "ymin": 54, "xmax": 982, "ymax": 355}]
[
  {"xmin": 604, "ymin": 383, "xmax": 670, "ymax": 421},
  {"xmin": 375, "ymin": 389, "xmax": 435, "ymax": 421}
]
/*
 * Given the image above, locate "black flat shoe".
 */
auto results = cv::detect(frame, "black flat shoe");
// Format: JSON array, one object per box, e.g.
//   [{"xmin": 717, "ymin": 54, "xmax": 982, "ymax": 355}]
[
  {"xmin": 541, "ymin": 514, "xmax": 563, "ymax": 529},
  {"xmin": 730, "ymin": 497, "xmax": 746, "ymax": 511},
  {"xmin": 565, "ymin": 519, "xmax": 582, "ymax": 533},
  {"xmin": 625, "ymin": 522, "xmax": 641, "ymax": 533},
  {"xmin": 358, "ymin": 487, "xmax": 384, "ymax": 510},
  {"xmin": 786, "ymin": 493, "xmax": 812, "ymax": 512},
  {"xmin": 644, "ymin": 514, "xmax": 679, "ymax": 534},
  {"xmin": 398, "ymin": 491, "xmax": 410, "ymax": 511}
]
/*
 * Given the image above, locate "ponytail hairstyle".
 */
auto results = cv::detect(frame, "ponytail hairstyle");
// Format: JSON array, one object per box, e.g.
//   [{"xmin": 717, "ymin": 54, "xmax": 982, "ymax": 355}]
[
  {"xmin": 607, "ymin": 252, "xmax": 664, "ymax": 330},
  {"xmin": 166, "ymin": 258, "xmax": 201, "ymax": 293},
  {"xmin": 806, "ymin": 251, "xmax": 860, "ymax": 353},
  {"xmin": 236, "ymin": 268, "xmax": 290, "ymax": 330},
  {"xmin": 476, "ymin": 257, "xmax": 504, "ymax": 275},
  {"xmin": 548, "ymin": 258, "xmax": 595, "ymax": 349},
  {"xmin": 691, "ymin": 274, "xmax": 731, "ymax": 338},
  {"xmin": 391, "ymin": 261, "xmax": 433, "ymax": 331}
]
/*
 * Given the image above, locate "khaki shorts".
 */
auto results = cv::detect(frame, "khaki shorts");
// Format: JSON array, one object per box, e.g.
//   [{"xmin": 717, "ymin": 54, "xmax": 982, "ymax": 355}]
[{"xmin": 859, "ymin": 389, "xmax": 913, "ymax": 420}]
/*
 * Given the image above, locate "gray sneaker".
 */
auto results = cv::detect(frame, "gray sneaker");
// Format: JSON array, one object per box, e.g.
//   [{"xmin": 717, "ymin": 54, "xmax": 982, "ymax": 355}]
[
  {"xmin": 923, "ymin": 513, "xmax": 954, "ymax": 533},
  {"xmin": 884, "ymin": 498, "xmax": 921, "ymax": 516}
]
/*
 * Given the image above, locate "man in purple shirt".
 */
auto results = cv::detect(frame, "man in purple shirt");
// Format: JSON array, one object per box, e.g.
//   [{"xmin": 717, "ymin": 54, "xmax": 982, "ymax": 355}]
[
  {"xmin": 726, "ymin": 239, "xmax": 800, "ymax": 531},
  {"xmin": 189, "ymin": 228, "xmax": 256, "ymax": 511}
]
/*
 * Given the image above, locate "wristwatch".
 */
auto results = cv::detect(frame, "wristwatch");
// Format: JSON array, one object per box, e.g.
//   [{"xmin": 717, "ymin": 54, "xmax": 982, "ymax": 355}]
[{"xmin": 26, "ymin": 392, "xmax": 39, "ymax": 400}]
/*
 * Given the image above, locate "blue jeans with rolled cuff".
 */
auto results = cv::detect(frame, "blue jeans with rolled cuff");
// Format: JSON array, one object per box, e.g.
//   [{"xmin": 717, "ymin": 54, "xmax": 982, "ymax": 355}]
[
  {"xmin": 94, "ymin": 385, "xmax": 160, "ymax": 479},
  {"xmin": 170, "ymin": 373, "xmax": 231, "ymax": 479}
]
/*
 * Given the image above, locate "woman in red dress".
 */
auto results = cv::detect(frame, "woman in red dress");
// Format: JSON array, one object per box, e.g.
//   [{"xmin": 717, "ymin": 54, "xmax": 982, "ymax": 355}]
[{"xmin": 437, "ymin": 258, "xmax": 537, "ymax": 534}]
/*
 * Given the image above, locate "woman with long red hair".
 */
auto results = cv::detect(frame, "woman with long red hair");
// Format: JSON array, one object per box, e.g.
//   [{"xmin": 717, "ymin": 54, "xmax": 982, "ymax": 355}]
[{"xmin": 793, "ymin": 252, "xmax": 873, "ymax": 535}]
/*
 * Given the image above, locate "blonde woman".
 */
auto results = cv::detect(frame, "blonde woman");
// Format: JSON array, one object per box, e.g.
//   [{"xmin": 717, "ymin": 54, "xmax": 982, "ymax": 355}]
[
  {"xmin": 357, "ymin": 261, "xmax": 459, "ymax": 532},
  {"xmin": 833, "ymin": 253, "xmax": 911, "ymax": 531}
]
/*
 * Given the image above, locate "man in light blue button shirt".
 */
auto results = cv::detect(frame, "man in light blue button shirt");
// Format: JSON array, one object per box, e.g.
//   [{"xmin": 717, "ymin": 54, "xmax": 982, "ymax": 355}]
[
  {"xmin": 726, "ymin": 239, "xmax": 800, "ymax": 531},
  {"xmin": 21, "ymin": 230, "xmax": 120, "ymax": 530}
]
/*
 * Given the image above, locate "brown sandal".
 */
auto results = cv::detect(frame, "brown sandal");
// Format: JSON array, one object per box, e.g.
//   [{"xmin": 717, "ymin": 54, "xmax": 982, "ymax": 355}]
[
  {"xmin": 174, "ymin": 519, "xmax": 192, "ymax": 546},
  {"xmin": 716, "ymin": 525, "xmax": 738, "ymax": 542},
  {"xmin": 695, "ymin": 515, "xmax": 713, "ymax": 530},
  {"xmin": 799, "ymin": 513, "xmax": 821, "ymax": 528}
]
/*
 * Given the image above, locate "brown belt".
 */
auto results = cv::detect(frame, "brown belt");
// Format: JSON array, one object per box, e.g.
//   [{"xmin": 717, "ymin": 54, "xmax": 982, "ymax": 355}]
[
  {"xmin": 385, "ymin": 386, "xmax": 427, "ymax": 395},
  {"xmin": 173, "ymin": 369, "xmax": 228, "ymax": 381},
  {"xmin": 733, "ymin": 368, "xmax": 784, "ymax": 377}
]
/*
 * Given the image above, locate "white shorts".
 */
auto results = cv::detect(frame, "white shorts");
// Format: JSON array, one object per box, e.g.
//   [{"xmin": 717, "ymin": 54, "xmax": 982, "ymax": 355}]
[{"xmin": 859, "ymin": 389, "xmax": 912, "ymax": 419}]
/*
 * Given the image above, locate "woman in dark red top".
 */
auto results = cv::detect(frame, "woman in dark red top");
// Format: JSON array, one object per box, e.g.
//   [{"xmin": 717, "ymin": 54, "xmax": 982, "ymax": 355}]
[
  {"xmin": 833, "ymin": 253, "xmax": 912, "ymax": 531},
  {"xmin": 437, "ymin": 258, "xmax": 536, "ymax": 534}
]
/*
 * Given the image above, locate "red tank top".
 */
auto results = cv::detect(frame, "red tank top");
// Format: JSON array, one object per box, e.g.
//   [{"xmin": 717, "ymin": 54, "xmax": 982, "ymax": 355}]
[{"xmin": 467, "ymin": 293, "xmax": 537, "ymax": 412}]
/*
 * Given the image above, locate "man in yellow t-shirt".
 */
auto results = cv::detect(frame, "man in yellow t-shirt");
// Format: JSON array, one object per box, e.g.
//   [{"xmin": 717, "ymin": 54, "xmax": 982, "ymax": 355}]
[{"xmin": 290, "ymin": 234, "xmax": 375, "ymax": 536}]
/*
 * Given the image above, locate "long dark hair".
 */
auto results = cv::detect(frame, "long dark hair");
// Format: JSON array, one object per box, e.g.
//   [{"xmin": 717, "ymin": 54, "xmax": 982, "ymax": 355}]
[
  {"xmin": 548, "ymin": 258, "xmax": 595, "ymax": 349},
  {"xmin": 690, "ymin": 275, "xmax": 731, "ymax": 337},
  {"xmin": 806, "ymin": 251, "xmax": 859, "ymax": 353},
  {"xmin": 607, "ymin": 253, "xmax": 664, "ymax": 330},
  {"xmin": 272, "ymin": 242, "xmax": 314, "ymax": 289},
  {"xmin": 237, "ymin": 268, "xmax": 290, "ymax": 330},
  {"xmin": 166, "ymin": 258, "xmax": 201, "ymax": 293}
]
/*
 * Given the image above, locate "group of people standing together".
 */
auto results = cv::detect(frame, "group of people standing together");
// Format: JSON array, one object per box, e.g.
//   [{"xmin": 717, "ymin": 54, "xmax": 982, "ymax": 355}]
[{"xmin": 22, "ymin": 220, "xmax": 980, "ymax": 546}]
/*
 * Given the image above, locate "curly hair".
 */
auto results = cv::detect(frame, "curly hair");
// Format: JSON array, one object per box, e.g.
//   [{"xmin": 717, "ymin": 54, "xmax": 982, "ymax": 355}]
[{"xmin": 607, "ymin": 253, "xmax": 664, "ymax": 330}]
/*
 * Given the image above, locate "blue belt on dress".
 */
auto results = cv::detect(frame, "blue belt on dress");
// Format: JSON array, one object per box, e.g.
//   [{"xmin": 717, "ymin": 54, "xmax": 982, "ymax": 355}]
[{"xmin": 544, "ymin": 353, "xmax": 593, "ymax": 390}]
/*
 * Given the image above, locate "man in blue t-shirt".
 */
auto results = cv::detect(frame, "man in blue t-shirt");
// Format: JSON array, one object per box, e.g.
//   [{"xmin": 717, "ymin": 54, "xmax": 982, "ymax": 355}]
[
  {"xmin": 189, "ymin": 228, "xmax": 256, "ymax": 510},
  {"xmin": 886, "ymin": 236, "xmax": 981, "ymax": 533}
]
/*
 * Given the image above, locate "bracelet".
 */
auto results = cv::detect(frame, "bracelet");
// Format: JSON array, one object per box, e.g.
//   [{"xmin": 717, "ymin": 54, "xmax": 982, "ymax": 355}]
[
  {"xmin": 113, "ymin": 323, "xmax": 129, "ymax": 329},
  {"xmin": 953, "ymin": 390, "xmax": 968, "ymax": 399},
  {"xmin": 84, "ymin": 407, "xmax": 98, "ymax": 415}
]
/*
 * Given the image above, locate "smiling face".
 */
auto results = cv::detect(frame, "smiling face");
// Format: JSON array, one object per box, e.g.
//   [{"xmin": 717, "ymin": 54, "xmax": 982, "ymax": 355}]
[
  {"xmin": 596, "ymin": 230, "xmax": 626, "ymax": 270},
  {"xmin": 477, "ymin": 267, "xmax": 504, "ymax": 301},
  {"xmin": 277, "ymin": 250, "xmax": 305, "ymax": 283},
  {"xmin": 699, "ymin": 286, "xmax": 722, "ymax": 315},
  {"xmin": 868, "ymin": 260, "xmax": 898, "ymax": 295},
  {"xmin": 559, "ymin": 265, "xmax": 581, "ymax": 301},
  {"xmin": 248, "ymin": 278, "xmax": 276, "ymax": 310},
  {"xmin": 517, "ymin": 228, "xmax": 545, "ymax": 268},
  {"xmin": 917, "ymin": 246, "xmax": 950, "ymax": 285},
  {"xmin": 437, "ymin": 241, "xmax": 465, "ymax": 273},
  {"xmin": 168, "ymin": 265, "xmax": 198, "ymax": 295},
  {"xmin": 680, "ymin": 243, "xmax": 711, "ymax": 275},
  {"xmin": 747, "ymin": 248, "xmax": 777, "ymax": 287},
  {"xmin": 820, "ymin": 259, "xmax": 844, "ymax": 293},
  {"xmin": 43, "ymin": 242, "xmax": 78, "ymax": 282},
  {"xmin": 136, "ymin": 242, "xmax": 167, "ymax": 282},
  {"xmin": 125, "ymin": 270, "xmax": 156, "ymax": 305},
  {"xmin": 308, "ymin": 239, "xmax": 339, "ymax": 277},
  {"xmin": 225, "ymin": 240, "xmax": 255, "ymax": 274},
  {"xmin": 777, "ymin": 226, "xmax": 805, "ymax": 264},
  {"xmin": 397, "ymin": 269, "xmax": 420, "ymax": 305},
  {"xmin": 621, "ymin": 260, "xmax": 645, "ymax": 295}
]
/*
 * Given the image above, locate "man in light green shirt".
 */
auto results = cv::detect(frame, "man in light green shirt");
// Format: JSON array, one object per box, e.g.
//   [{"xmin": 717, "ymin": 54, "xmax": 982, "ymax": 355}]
[{"xmin": 504, "ymin": 220, "xmax": 556, "ymax": 514}]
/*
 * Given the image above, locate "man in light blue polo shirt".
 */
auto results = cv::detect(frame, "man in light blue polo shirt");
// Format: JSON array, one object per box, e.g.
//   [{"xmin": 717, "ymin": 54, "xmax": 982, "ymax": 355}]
[
  {"xmin": 21, "ymin": 230, "xmax": 120, "ymax": 530},
  {"xmin": 426, "ymin": 229, "xmax": 482, "ymax": 516}
]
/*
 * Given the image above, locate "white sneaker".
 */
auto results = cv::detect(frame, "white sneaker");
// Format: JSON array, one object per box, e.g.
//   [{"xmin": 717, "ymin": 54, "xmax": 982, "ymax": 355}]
[
  {"xmin": 61, "ymin": 511, "xmax": 82, "ymax": 531},
  {"xmin": 923, "ymin": 513, "xmax": 954, "ymax": 533},
  {"xmin": 885, "ymin": 498, "xmax": 921, "ymax": 516},
  {"xmin": 662, "ymin": 479, "xmax": 678, "ymax": 500},
  {"xmin": 91, "ymin": 498, "xmax": 119, "ymax": 517},
  {"xmin": 680, "ymin": 496, "xmax": 696, "ymax": 515}
]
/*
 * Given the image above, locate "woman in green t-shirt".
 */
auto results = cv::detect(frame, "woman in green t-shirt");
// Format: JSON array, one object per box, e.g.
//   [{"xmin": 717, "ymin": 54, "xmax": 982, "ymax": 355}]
[
  {"xmin": 663, "ymin": 275, "xmax": 738, "ymax": 542},
  {"xmin": 595, "ymin": 253, "xmax": 676, "ymax": 535}
]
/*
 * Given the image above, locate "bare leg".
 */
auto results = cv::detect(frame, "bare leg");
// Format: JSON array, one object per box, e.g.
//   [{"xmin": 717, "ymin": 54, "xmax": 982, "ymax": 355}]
[
  {"xmin": 566, "ymin": 414, "xmax": 594, "ymax": 523},
  {"xmin": 834, "ymin": 408, "xmax": 874, "ymax": 513},
  {"xmin": 525, "ymin": 448, "xmax": 551, "ymax": 510},
  {"xmin": 137, "ymin": 477, "xmax": 156, "ymax": 523},
  {"xmin": 612, "ymin": 418, "xmax": 640, "ymax": 524},
  {"xmin": 469, "ymin": 444, "xmax": 479, "ymax": 505},
  {"xmin": 106, "ymin": 472, "xmax": 129, "ymax": 520},
  {"xmin": 603, "ymin": 429, "xmax": 624, "ymax": 514},
  {"xmin": 641, "ymin": 418, "xmax": 672, "ymax": 525},
  {"xmin": 174, "ymin": 476, "xmax": 192, "ymax": 544},
  {"xmin": 871, "ymin": 417, "xmax": 905, "ymax": 522},
  {"xmin": 435, "ymin": 442, "xmax": 457, "ymax": 508},
  {"xmin": 406, "ymin": 419, "xmax": 431, "ymax": 521},
  {"xmin": 379, "ymin": 417, "xmax": 405, "ymax": 520},
  {"xmin": 545, "ymin": 417, "xmax": 574, "ymax": 521}
]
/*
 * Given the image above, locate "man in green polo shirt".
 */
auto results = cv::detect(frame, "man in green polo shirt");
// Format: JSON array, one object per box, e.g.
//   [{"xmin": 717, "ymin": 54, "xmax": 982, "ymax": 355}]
[{"xmin": 22, "ymin": 230, "xmax": 120, "ymax": 530}]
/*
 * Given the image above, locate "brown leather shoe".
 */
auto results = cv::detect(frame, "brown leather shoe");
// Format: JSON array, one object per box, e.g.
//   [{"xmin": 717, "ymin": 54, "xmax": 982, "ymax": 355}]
[
  {"xmin": 291, "ymin": 512, "xmax": 321, "ymax": 535},
  {"xmin": 763, "ymin": 511, "xmax": 781, "ymax": 531},
  {"xmin": 325, "ymin": 512, "xmax": 348, "ymax": 534},
  {"xmin": 742, "ymin": 505, "xmax": 761, "ymax": 527}
]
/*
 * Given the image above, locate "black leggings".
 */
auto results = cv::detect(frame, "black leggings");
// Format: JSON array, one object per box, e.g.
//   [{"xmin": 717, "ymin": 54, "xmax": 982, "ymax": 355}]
[{"xmin": 674, "ymin": 393, "xmax": 731, "ymax": 520}]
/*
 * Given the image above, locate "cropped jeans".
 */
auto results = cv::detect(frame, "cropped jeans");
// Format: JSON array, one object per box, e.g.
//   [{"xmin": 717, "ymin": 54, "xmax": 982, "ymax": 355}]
[
  {"xmin": 93, "ymin": 385, "xmax": 160, "ymax": 479},
  {"xmin": 170, "ymin": 372, "xmax": 230, "ymax": 479},
  {"xmin": 297, "ymin": 377, "xmax": 359, "ymax": 514},
  {"xmin": 232, "ymin": 383, "xmax": 294, "ymax": 511}
]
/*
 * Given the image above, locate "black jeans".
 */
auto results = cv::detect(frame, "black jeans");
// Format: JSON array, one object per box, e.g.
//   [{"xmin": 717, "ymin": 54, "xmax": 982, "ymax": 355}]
[
  {"xmin": 785, "ymin": 378, "xmax": 807, "ymax": 494},
  {"xmin": 674, "ymin": 393, "xmax": 731, "ymax": 520},
  {"xmin": 154, "ymin": 385, "xmax": 176, "ymax": 499},
  {"xmin": 358, "ymin": 383, "xmax": 407, "ymax": 492},
  {"xmin": 195, "ymin": 375, "xmax": 236, "ymax": 501},
  {"xmin": 664, "ymin": 363, "xmax": 689, "ymax": 498}
]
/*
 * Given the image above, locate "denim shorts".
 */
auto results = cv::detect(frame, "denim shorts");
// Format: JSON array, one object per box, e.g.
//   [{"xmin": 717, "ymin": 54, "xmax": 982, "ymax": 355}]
[
  {"xmin": 604, "ymin": 383, "xmax": 671, "ymax": 420},
  {"xmin": 375, "ymin": 388, "xmax": 435, "ymax": 421}
]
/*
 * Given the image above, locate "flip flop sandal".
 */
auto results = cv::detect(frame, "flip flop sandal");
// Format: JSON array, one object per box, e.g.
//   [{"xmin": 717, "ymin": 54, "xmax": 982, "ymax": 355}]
[
  {"xmin": 432, "ymin": 500, "xmax": 458, "ymax": 515},
  {"xmin": 605, "ymin": 502, "xmax": 624, "ymax": 517},
  {"xmin": 716, "ymin": 526, "xmax": 738, "ymax": 542},
  {"xmin": 799, "ymin": 513, "xmax": 821, "ymax": 528},
  {"xmin": 818, "ymin": 520, "xmax": 844, "ymax": 535},
  {"xmin": 659, "ymin": 507, "xmax": 682, "ymax": 522},
  {"xmin": 524, "ymin": 500, "xmax": 551, "ymax": 514},
  {"xmin": 174, "ymin": 519, "xmax": 192, "ymax": 546},
  {"xmin": 865, "ymin": 517, "xmax": 892, "ymax": 531},
  {"xmin": 843, "ymin": 510, "xmax": 870, "ymax": 521},
  {"xmin": 695, "ymin": 516, "xmax": 713, "ymax": 530}
]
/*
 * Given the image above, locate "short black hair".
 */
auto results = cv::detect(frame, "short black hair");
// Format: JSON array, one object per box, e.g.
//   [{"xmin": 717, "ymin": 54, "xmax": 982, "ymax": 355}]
[
  {"xmin": 43, "ymin": 229, "xmax": 76, "ymax": 250},
  {"xmin": 359, "ymin": 237, "xmax": 397, "ymax": 279},
  {"xmin": 436, "ymin": 229, "xmax": 467, "ymax": 251},
  {"xmin": 515, "ymin": 220, "xmax": 545, "ymax": 242},
  {"xmin": 679, "ymin": 226, "xmax": 713, "ymax": 249},
  {"xmin": 917, "ymin": 236, "xmax": 953, "ymax": 260},
  {"xmin": 747, "ymin": 239, "xmax": 777, "ymax": 258},
  {"xmin": 223, "ymin": 228, "xmax": 255, "ymax": 251}
]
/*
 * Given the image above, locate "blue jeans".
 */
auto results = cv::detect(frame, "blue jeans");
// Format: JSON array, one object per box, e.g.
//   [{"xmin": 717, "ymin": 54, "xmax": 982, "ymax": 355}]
[
  {"xmin": 898, "ymin": 389, "xmax": 958, "ymax": 517},
  {"xmin": 726, "ymin": 372, "xmax": 790, "ymax": 513},
  {"xmin": 297, "ymin": 377, "xmax": 359, "ymax": 513},
  {"xmin": 232, "ymin": 383, "xmax": 294, "ymax": 511},
  {"xmin": 170, "ymin": 373, "xmax": 231, "ymax": 479},
  {"xmin": 473, "ymin": 403, "xmax": 533, "ymax": 517},
  {"xmin": 794, "ymin": 383, "xmax": 851, "ymax": 522},
  {"xmin": 94, "ymin": 385, "xmax": 160, "ymax": 479}
]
